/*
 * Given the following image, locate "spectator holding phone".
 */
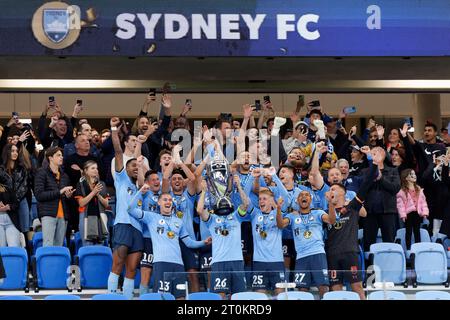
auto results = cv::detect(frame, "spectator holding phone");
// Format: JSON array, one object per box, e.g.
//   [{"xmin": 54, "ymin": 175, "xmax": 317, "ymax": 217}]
[
  {"xmin": 396, "ymin": 169, "xmax": 429, "ymax": 251},
  {"xmin": 34, "ymin": 147, "xmax": 73, "ymax": 246},
  {"xmin": 75, "ymin": 160, "xmax": 109, "ymax": 246},
  {"xmin": 38, "ymin": 99, "xmax": 74, "ymax": 150}
]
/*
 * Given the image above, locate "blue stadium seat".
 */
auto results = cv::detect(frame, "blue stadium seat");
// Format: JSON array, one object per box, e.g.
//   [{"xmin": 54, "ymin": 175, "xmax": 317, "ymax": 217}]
[
  {"xmin": 140, "ymin": 293, "xmax": 176, "ymax": 300},
  {"xmin": 188, "ymin": 292, "xmax": 222, "ymax": 300},
  {"xmin": 368, "ymin": 290, "xmax": 406, "ymax": 300},
  {"xmin": 435, "ymin": 233, "xmax": 450, "ymax": 266},
  {"xmin": 32, "ymin": 232, "xmax": 67, "ymax": 254},
  {"xmin": 277, "ymin": 291, "xmax": 315, "ymax": 300},
  {"xmin": 411, "ymin": 243, "xmax": 449, "ymax": 286},
  {"xmin": 32, "ymin": 232, "xmax": 43, "ymax": 255},
  {"xmin": 91, "ymin": 293, "xmax": 127, "ymax": 300},
  {"xmin": 369, "ymin": 243, "xmax": 407, "ymax": 285},
  {"xmin": 415, "ymin": 290, "xmax": 450, "ymax": 300},
  {"xmin": 76, "ymin": 246, "xmax": 112, "ymax": 289},
  {"xmin": 34, "ymin": 246, "xmax": 71, "ymax": 289},
  {"xmin": 395, "ymin": 228, "xmax": 431, "ymax": 257},
  {"xmin": 322, "ymin": 291, "xmax": 360, "ymax": 300},
  {"xmin": 0, "ymin": 295, "xmax": 33, "ymax": 300},
  {"xmin": 0, "ymin": 247, "xmax": 28, "ymax": 290},
  {"xmin": 230, "ymin": 292, "xmax": 269, "ymax": 300},
  {"xmin": 71, "ymin": 232, "xmax": 83, "ymax": 255},
  {"xmin": 44, "ymin": 294, "xmax": 81, "ymax": 300}
]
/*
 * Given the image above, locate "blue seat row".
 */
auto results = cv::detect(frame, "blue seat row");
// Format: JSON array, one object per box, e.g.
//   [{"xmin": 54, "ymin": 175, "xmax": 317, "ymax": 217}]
[
  {"xmin": 368, "ymin": 242, "xmax": 449, "ymax": 287},
  {"xmin": 1, "ymin": 290, "xmax": 449, "ymax": 300},
  {"xmin": 0, "ymin": 246, "xmax": 115, "ymax": 291}
]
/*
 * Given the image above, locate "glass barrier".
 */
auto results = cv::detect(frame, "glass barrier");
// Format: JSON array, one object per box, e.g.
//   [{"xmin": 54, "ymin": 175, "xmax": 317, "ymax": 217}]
[{"xmin": 158, "ymin": 269, "xmax": 450, "ymax": 300}]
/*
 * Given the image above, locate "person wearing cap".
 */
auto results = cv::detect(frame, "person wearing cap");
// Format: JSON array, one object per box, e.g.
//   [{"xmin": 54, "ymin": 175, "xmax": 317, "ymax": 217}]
[
  {"xmin": 282, "ymin": 120, "xmax": 312, "ymax": 156},
  {"xmin": 349, "ymin": 144, "xmax": 368, "ymax": 176},
  {"xmin": 325, "ymin": 117, "xmax": 348, "ymax": 159},
  {"xmin": 306, "ymin": 109, "xmax": 324, "ymax": 142}
]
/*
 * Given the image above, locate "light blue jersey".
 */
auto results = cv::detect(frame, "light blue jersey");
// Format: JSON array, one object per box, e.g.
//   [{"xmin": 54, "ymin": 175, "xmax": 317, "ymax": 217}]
[
  {"xmin": 199, "ymin": 191, "xmax": 214, "ymax": 241},
  {"xmin": 248, "ymin": 208, "xmax": 283, "ymax": 263},
  {"xmin": 286, "ymin": 210, "xmax": 326, "ymax": 259},
  {"xmin": 171, "ymin": 189, "xmax": 197, "ymax": 240},
  {"xmin": 205, "ymin": 209, "xmax": 249, "ymax": 264},
  {"xmin": 314, "ymin": 184, "xmax": 356, "ymax": 211},
  {"xmin": 113, "ymin": 169, "xmax": 142, "ymax": 233},
  {"xmin": 281, "ymin": 186, "xmax": 313, "ymax": 240},
  {"xmin": 232, "ymin": 171, "xmax": 258, "ymax": 209},
  {"xmin": 130, "ymin": 207, "xmax": 205, "ymax": 265},
  {"xmin": 283, "ymin": 186, "xmax": 314, "ymax": 213},
  {"xmin": 142, "ymin": 191, "xmax": 161, "ymax": 238}
]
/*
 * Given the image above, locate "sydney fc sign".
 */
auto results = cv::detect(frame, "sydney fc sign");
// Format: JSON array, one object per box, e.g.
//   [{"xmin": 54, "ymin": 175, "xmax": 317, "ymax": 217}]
[{"xmin": 20, "ymin": 0, "xmax": 450, "ymax": 56}]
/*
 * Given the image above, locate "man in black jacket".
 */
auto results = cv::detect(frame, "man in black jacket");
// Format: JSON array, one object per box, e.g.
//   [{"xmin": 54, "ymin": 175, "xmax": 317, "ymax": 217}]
[
  {"xmin": 38, "ymin": 103, "xmax": 74, "ymax": 150},
  {"xmin": 362, "ymin": 147, "xmax": 401, "ymax": 252}
]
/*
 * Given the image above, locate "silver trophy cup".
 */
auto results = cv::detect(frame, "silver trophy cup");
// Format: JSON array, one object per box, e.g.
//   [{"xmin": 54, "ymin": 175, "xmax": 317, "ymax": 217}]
[{"xmin": 206, "ymin": 157, "xmax": 234, "ymax": 216}]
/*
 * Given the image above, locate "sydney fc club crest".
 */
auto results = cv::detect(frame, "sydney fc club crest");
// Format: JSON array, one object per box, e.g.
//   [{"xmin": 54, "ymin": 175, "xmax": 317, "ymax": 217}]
[
  {"xmin": 32, "ymin": 1, "xmax": 97, "ymax": 50},
  {"xmin": 43, "ymin": 9, "xmax": 69, "ymax": 43}
]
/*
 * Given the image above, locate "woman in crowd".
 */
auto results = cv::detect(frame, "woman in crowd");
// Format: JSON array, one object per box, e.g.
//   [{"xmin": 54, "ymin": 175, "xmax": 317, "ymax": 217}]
[
  {"xmin": 0, "ymin": 170, "xmax": 20, "ymax": 247},
  {"xmin": 396, "ymin": 169, "xmax": 429, "ymax": 251},
  {"xmin": 75, "ymin": 160, "xmax": 109, "ymax": 246},
  {"xmin": 386, "ymin": 128, "xmax": 403, "ymax": 152},
  {"xmin": 1, "ymin": 144, "xmax": 33, "ymax": 247},
  {"xmin": 34, "ymin": 147, "xmax": 73, "ymax": 246}
]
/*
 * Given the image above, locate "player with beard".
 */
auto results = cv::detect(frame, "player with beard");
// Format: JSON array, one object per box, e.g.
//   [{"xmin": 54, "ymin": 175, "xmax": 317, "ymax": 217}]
[
  {"xmin": 276, "ymin": 164, "xmax": 313, "ymax": 274},
  {"xmin": 127, "ymin": 188, "xmax": 211, "ymax": 299},
  {"xmin": 308, "ymin": 142, "xmax": 374, "ymax": 211},
  {"xmin": 161, "ymin": 145, "xmax": 201, "ymax": 292},
  {"xmin": 136, "ymin": 165, "xmax": 162, "ymax": 296},
  {"xmin": 197, "ymin": 175, "xmax": 251, "ymax": 298},
  {"xmin": 107, "ymin": 117, "xmax": 143, "ymax": 299},
  {"xmin": 245, "ymin": 188, "xmax": 287, "ymax": 295},
  {"xmin": 277, "ymin": 190, "xmax": 335, "ymax": 298},
  {"xmin": 157, "ymin": 149, "xmax": 172, "ymax": 178},
  {"xmin": 325, "ymin": 153, "xmax": 379, "ymax": 299},
  {"xmin": 230, "ymin": 151, "xmax": 260, "ymax": 271},
  {"xmin": 286, "ymin": 147, "xmax": 308, "ymax": 187}
]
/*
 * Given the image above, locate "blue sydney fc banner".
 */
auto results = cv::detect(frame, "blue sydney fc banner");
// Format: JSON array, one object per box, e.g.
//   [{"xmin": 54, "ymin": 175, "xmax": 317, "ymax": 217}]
[{"xmin": 1, "ymin": 0, "xmax": 450, "ymax": 56}]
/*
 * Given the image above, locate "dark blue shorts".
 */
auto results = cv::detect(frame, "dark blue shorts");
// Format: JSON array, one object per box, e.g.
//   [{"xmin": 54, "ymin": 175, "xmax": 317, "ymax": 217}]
[
  {"xmin": 294, "ymin": 253, "xmax": 329, "ymax": 288},
  {"xmin": 112, "ymin": 223, "xmax": 144, "ymax": 254},
  {"xmin": 152, "ymin": 262, "xmax": 186, "ymax": 299},
  {"xmin": 140, "ymin": 237, "xmax": 154, "ymax": 268},
  {"xmin": 179, "ymin": 239, "xmax": 199, "ymax": 271},
  {"xmin": 252, "ymin": 261, "xmax": 286, "ymax": 291},
  {"xmin": 210, "ymin": 261, "xmax": 247, "ymax": 295},
  {"xmin": 282, "ymin": 238, "xmax": 296, "ymax": 259},
  {"xmin": 198, "ymin": 246, "xmax": 212, "ymax": 271},
  {"xmin": 241, "ymin": 221, "xmax": 253, "ymax": 256}
]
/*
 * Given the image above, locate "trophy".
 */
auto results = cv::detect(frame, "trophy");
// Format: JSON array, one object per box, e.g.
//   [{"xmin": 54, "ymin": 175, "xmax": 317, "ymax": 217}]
[{"xmin": 206, "ymin": 156, "xmax": 234, "ymax": 216}]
